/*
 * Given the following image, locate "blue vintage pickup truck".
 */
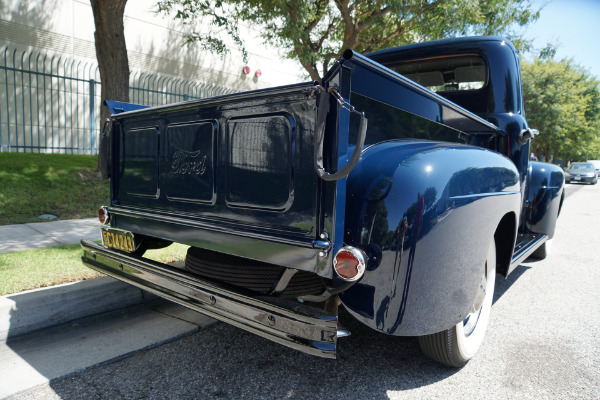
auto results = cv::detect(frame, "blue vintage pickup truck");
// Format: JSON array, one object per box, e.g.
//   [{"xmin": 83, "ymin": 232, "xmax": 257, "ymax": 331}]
[{"xmin": 81, "ymin": 36, "xmax": 564, "ymax": 367}]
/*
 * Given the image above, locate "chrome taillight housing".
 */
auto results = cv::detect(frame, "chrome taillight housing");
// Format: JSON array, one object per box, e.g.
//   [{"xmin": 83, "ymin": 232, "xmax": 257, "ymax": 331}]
[
  {"xmin": 333, "ymin": 246, "xmax": 367, "ymax": 281},
  {"xmin": 98, "ymin": 206, "xmax": 110, "ymax": 225}
]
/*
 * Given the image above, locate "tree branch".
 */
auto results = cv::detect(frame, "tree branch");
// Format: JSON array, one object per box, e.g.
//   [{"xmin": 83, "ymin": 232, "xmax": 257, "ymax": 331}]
[
  {"xmin": 357, "ymin": 5, "xmax": 392, "ymax": 29},
  {"xmin": 316, "ymin": 18, "xmax": 338, "ymax": 50},
  {"xmin": 306, "ymin": 0, "xmax": 329, "ymax": 31}
]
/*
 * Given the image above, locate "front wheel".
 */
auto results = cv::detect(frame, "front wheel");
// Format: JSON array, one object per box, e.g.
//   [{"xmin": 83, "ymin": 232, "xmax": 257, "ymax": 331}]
[{"xmin": 418, "ymin": 241, "xmax": 496, "ymax": 367}]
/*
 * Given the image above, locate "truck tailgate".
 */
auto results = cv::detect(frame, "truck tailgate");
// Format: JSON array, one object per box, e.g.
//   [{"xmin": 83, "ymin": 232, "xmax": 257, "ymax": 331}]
[{"xmin": 108, "ymin": 83, "xmax": 334, "ymax": 276}]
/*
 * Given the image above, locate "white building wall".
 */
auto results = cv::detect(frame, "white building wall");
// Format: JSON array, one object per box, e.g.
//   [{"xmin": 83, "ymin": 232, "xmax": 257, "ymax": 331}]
[
  {"xmin": 0, "ymin": 0, "xmax": 306, "ymax": 153},
  {"xmin": 0, "ymin": 0, "xmax": 305, "ymax": 89}
]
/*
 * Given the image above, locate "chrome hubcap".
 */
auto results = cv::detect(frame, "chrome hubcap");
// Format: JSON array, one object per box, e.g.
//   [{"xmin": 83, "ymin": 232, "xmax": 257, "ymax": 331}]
[{"xmin": 464, "ymin": 261, "xmax": 488, "ymax": 336}]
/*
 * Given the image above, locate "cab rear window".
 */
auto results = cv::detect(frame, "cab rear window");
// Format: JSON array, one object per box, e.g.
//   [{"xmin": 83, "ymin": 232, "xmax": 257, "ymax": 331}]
[{"xmin": 392, "ymin": 57, "xmax": 487, "ymax": 93}]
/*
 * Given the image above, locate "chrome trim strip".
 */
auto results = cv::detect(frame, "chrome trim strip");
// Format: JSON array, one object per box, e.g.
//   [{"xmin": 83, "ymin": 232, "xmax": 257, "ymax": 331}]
[{"xmin": 80, "ymin": 240, "xmax": 338, "ymax": 358}]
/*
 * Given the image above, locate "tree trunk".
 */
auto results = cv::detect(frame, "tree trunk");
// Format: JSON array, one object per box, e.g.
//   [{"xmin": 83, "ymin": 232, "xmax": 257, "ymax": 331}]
[
  {"xmin": 90, "ymin": 0, "xmax": 129, "ymax": 178},
  {"xmin": 552, "ymin": 149, "xmax": 559, "ymax": 164}
]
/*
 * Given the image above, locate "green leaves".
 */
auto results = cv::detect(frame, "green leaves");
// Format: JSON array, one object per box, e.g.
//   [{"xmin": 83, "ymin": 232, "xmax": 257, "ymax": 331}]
[
  {"xmin": 264, "ymin": 0, "xmax": 542, "ymax": 79},
  {"xmin": 522, "ymin": 58, "xmax": 600, "ymax": 163},
  {"xmin": 158, "ymin": 0, "xmax": 541, "ymax": 81},
  {"xmin": 156, "ymin": 0, "xmax": 249, "ymax": 62}
]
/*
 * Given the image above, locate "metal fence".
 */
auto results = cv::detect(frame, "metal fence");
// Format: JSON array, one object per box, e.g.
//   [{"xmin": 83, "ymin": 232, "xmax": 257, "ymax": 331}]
[{"xmin": 0, "ymin": 47, "xmax": 237, "ymax": 154}]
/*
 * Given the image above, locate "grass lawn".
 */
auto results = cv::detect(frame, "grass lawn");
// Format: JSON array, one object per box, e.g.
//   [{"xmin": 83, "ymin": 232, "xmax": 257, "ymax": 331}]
[
  {"xmin": 0, "ymin": 152, "xmax": 109, "ymax": 225},
  {"xmin": 0, "ymin": 243, "xmax": 189, "ymax": 296},
  {"xmin": 0, "ymin": 152, "xmax": 192, "ymax": 295}
]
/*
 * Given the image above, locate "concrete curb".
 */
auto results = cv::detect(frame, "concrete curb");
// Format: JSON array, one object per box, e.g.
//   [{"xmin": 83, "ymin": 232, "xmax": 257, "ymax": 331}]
[
  {"xmin": 0, "ymin": 276, "xmax": 148, "ymax": 342},
  {"xmin": 0, "ymin": 285, "xmax": 218, "ymax": 399}
]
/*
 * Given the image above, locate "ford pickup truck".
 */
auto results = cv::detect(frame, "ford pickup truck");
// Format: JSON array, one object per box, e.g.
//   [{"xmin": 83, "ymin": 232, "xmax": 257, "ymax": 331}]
[{"xmin": 81, "ymin": 36, "xmax": 565, "ymax": 367}]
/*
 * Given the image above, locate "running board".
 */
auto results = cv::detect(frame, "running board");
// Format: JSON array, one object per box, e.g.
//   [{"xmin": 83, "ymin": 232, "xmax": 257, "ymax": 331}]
[{"xmin": 510, "ymin": 233, "xmax": 547, "ymax": 268}]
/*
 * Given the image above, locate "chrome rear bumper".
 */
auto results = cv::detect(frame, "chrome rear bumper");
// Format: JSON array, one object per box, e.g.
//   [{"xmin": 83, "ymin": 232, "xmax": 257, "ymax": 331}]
[{"xmin": 80, "ymin": 240, "xmax": 338, "ymax": 358}]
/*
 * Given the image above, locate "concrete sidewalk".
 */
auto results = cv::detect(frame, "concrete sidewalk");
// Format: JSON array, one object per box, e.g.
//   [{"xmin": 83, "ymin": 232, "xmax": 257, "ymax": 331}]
[
  {"xmin": 0, "ymin": 218, "xmax": 102, "ymax": 254},
  {"xmin": 0, "ymin": 218, "xmax": 218, "ymax": 398},
  {"xmin": 1, "ymin": 284, "xmax": 216, "ymax": 398},
  {"xmin": 0, "ymin": 274, "xmax": 217, "ymax": 398}
]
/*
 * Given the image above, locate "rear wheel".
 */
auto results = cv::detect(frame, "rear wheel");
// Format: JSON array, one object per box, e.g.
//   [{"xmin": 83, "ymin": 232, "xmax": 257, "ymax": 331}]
[{"xmin": 418, "ymin": 241, "xmax": 496, "ymax": 367}]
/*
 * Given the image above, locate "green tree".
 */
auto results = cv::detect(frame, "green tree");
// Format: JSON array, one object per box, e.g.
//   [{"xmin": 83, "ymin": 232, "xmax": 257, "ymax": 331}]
[
  {"xmin": 155, "ymin": 0, "xmax": 248, "ymax": 62},
  {"xmin": 90, "ymin": 0, "xmax": 247, "ymax": 177},
  {"xmin": 159, "ymin": 0, "xmax": 540, "ymax": 80},
  {"xmin": 90, "ymin": 0, "xmax": 129, "ymax": 178},
  {"xmin": 522, "ymin": 58, "xmax": 600, "ymax": 163}
]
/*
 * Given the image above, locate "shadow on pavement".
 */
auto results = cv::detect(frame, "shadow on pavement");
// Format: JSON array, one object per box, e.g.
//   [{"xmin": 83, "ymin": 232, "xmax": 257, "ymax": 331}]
[
  {"xmin": 4, "ymin": 266, "xmax": 535, "ymax": 399},
  {"xmin": 40, "ymin": 315, "xmax": 459, "ymax": 400},
  {"xmin": 493, "ymin": 264, "xmax": 531, "ymax": 305},
  {"xmin": 12, "ymin": 269, "xmax": 537, "ymax": 399}
]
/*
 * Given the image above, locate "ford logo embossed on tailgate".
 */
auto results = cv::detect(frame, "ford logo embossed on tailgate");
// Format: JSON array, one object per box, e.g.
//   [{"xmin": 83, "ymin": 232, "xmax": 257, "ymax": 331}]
[{"xmin": 172, "ymin": 150, "xmax": 207, "ymax": 175}]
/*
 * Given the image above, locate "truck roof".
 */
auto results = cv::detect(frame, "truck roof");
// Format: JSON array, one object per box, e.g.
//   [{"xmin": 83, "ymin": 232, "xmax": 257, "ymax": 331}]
[{"xmin": 366, "ymin": 36, "xmax": 516, "ymax": 59}]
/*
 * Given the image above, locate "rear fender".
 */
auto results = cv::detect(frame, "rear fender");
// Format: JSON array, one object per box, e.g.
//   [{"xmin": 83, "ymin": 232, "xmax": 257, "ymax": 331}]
[
  {"xmin": 524, "ymin": 161, "xmax": 565, "ymax": 238},
  {"xmin": 339, "ymin": 140, "xmax": 521, "ymax": 336}
]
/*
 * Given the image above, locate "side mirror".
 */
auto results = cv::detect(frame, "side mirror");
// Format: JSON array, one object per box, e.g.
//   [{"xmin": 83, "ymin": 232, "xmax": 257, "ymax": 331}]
[{"xmin": 518, "ymin": 128, "xmax": 539, "ymax": 145}]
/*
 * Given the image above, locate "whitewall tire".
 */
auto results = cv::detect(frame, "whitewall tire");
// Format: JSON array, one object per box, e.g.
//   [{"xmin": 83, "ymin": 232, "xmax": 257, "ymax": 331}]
[{"xmin": 418, "ymin": 240, "xmax": 496, "ymax": 367}]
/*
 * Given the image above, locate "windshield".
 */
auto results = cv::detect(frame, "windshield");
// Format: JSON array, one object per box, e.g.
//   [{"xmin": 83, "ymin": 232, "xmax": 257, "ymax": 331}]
[
  {"xmin": 569, "ymin": 163, "xmax": 595, "ymax": 171},
  {"xmin": 587, "ymin": 160, "xmax": 600, "ymax": 169}
]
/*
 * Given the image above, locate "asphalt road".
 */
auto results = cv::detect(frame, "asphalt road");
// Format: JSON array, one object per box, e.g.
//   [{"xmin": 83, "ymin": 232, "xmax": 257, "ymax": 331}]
[{"xmin": 16, "ymin": 182, "xmax": 600, "ymax": 400}]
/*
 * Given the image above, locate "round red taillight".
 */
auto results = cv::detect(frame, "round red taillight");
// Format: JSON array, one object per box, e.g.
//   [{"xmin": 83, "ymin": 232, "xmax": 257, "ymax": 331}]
[
  {"xmin": 98, "ymin": 207, "xmax": 109, "ymax": 224},
  {"xmin": 333, "ymin": 247, "xmax": 366, "ymax": 281}
]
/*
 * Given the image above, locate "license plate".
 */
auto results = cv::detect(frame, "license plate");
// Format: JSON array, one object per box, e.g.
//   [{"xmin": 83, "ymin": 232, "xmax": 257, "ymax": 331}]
[
  {"xmin": 574, "ymin": 176, "xmax": 581, "ymax": 180},
  {"xmin": 101, "ymin": 227, "xmax": 135, "ymax": 252}
]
